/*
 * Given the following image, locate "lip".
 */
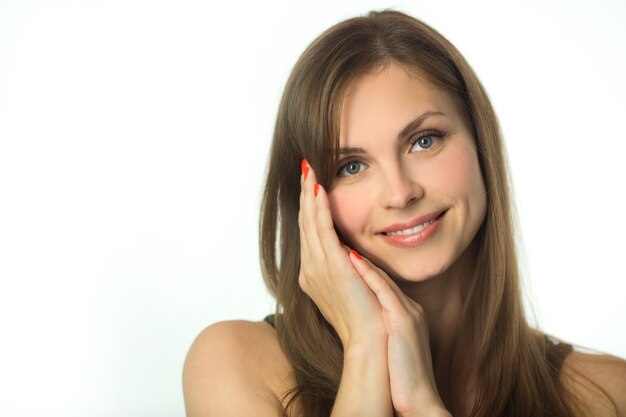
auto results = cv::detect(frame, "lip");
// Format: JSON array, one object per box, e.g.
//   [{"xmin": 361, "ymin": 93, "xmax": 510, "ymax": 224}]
[
  {"xmin": 376, "ymin": 209, "xmax": 448, "ymax": 249},
  {"xmin": 378, "ymin": 209, "xmax": 448, "ymax": 234}
]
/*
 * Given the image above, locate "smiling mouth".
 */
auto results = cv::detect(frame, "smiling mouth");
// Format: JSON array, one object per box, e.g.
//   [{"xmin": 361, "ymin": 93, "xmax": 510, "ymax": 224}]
[{"xmin": 380, "ymin": 210, "xmax": 447, "ymax": 236}]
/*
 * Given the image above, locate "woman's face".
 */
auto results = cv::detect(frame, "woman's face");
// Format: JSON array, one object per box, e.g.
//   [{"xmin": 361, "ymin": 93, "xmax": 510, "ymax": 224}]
[{"xmin": 327, "ymin": 64, "xmax": 487, "ymax": 282}]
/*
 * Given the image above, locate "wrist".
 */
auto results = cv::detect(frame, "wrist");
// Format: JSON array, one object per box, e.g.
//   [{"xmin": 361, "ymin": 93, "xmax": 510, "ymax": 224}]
[
  {"xmin": 341, "ymin": 325, "xmax": 387, "ymax": 351},
  {"xmin": 401, "ymin": 409, "xmax": 451, "ymax": 417},
  {"xmin": 398, "ymin": 395, "xmax": 450, "ymax": 417},
  {"xmin": 342, "ymin": 335, "xmax": 387, "ymax": 361}
]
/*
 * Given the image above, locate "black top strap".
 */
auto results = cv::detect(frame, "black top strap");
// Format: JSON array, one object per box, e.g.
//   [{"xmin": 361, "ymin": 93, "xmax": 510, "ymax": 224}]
[
  {"xmin": 545, "ymin": 335, "xmax": 574, "ymax": 376},
  {"xmin": 263, "ymin": 314, "xmax": 276, "ymax": 329}
]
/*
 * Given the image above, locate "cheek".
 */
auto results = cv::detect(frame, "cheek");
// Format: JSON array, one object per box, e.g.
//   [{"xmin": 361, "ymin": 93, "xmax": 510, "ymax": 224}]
[
  {"xmin": 434, "ymin": 149, "xmax": 475, "ymax": 196},
  {"xmin": 327, "ymin": 187, "xmax": 371, "ymax": 242},
  {"xmin": 430, "ymin": 142, "xmax": 485, "ymax": 202}
]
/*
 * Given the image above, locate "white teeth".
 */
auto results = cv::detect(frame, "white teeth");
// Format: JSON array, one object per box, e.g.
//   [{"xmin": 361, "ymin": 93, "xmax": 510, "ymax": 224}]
[{"xmin": 385, "ymin": 220, "xmax": 434, "ymax": 236}]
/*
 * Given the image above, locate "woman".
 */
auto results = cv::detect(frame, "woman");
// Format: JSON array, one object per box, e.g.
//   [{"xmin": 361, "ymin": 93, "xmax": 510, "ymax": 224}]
[{"xmin": 183, "ymin": 10, "xmax": 626, "ymax": 417}]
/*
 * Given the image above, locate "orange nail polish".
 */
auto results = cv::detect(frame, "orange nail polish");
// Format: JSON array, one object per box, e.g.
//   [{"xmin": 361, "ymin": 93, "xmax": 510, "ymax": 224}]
[
  {"xmin": 351, "ymin": 250, "xmax": 362, "ymax": 260},
  {"xmin": 301, "ymin": 159, "xmax": 309, "ymax": 180},
  {"xmin": 314, "ymin": 183, "xmax": 320, "ymax": 197}
]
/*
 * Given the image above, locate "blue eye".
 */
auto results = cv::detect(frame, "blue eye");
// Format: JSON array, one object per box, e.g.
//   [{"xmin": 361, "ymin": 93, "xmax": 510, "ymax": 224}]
[
  {"xmin": 411, "ymin": 132, "xmax": 444, "ymax": 152},
  {"xmin": 337, "ymin": 160, "xmax": 366, "ymax": 177}
]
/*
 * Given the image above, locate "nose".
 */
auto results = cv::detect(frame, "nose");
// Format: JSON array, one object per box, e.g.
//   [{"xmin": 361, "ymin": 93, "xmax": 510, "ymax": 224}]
[{"xmin": 379, "ymin": 163, "xmax": 423, "ymax": 209}]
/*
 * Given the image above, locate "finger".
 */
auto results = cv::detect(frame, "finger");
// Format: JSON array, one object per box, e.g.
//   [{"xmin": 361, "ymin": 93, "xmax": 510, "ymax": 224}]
[
  {"xmin": 298, "ymin": 161, "xmax": 311, "ymax": 259},
  {"xmin": 352, "ymin": 254, "xmax": 427, "ymax": 327},
  {"xmin": 364, "ymin": 259, "xmax": 407, "ymax": 300},
  {"xmin": 313, "ymin": 183, "xmax": 348, "ymax": 261},
  {"xmin": 353, "ymin": 252, "xmax": 405, "ymax": 298},
  {"xmin": 349, "ymin": 251, "xmax": 405, "ymax": 314},
  {"xmin": 300, "ymin": 160, "xmax": 323, "ymax": 259}
]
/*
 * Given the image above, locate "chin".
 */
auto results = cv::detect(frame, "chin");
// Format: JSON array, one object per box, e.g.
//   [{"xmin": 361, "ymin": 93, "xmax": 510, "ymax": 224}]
[{"xmin": 377, "ymin": 255, "xmax": 452, "ymax": 284}]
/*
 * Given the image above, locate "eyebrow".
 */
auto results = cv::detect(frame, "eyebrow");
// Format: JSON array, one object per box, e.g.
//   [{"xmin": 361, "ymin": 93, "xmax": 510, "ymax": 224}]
[{"xmin": 338, "ymin": 111, "xmax": 446, "ymax": 155}]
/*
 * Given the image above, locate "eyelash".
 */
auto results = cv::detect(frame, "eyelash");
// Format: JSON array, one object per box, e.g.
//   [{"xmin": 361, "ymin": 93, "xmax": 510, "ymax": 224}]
[
  {"xmin": 336, "ymin": 129, "xmax": 447, "ymax": 177},
  {"xmin": 336, "ymin": 159, "xmax": 365, "ymax": 177},
  {"xmin": 409, "ymin": 129, "xmax": 446, "ymax": 151}
]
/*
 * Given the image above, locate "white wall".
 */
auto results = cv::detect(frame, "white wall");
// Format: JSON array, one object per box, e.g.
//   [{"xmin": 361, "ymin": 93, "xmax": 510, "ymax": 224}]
[{"xmin": 0, "ymin": 0, "xmax": 624, "ymax": 416}]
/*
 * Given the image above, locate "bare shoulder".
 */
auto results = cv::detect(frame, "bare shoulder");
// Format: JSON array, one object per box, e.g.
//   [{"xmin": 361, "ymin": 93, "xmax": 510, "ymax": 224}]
[
  {"xmin": 182, "ymin": 320, "xmax": 296, "ymax": 417},
  {"xmin": 561, "ymin": 349, "xmax": 626, "ymax": 417}
]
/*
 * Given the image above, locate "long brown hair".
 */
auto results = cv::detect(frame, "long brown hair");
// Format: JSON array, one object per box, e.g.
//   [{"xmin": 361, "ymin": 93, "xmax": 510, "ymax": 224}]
[{"xmin": 259, "ymin": 10, "xmax": 587, "ymax": 417}]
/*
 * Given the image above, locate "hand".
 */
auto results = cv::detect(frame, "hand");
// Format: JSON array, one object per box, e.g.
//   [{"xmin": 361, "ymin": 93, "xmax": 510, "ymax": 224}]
[
  {"xmin": 299, "ymin": 160, "xmax": 393, "ymax": 417},
  {"xmin": 349, "ymin": 252, "xmax": 450, "ymax": 417},
  {"xmin": 298, "ymin": 160, "xmax": 385, "ymax": 347}
]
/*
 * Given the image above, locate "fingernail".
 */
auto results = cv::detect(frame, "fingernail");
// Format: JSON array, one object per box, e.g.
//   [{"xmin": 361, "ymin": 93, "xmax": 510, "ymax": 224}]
[
  {"xmin": 301, "ymin": 159, "xmax": 309, "ymax": 181},
  {"xmin": 314, "ymin": 183, "xmax": 320, "ymax": 197},
  {"xmin": 350, "ymin": 250, "xmax": 362, "ymax": 260}
]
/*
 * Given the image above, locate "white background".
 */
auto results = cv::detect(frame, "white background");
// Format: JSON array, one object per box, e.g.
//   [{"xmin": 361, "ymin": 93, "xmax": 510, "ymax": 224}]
[{"xmin": 1, "ymin": 0, "xmax": 625, "ymax": 416}]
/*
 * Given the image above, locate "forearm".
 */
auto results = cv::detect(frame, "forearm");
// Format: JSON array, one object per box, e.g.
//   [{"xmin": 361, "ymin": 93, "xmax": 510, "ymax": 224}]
[{"xmin": 330, "ymin": 339, "xmax": 393, "ymax": 417}]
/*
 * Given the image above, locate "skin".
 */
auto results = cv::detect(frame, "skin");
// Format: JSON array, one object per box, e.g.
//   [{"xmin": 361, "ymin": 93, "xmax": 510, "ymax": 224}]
[{"xmin": 181, "ymin": 63, "xmax": 626, "ymax": 417}]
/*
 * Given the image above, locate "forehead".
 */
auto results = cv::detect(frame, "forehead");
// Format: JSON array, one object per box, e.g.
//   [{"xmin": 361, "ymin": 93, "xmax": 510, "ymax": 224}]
[{"xmin": 339, "ymin": 65, "xmax": 461, "ymax": 142}]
